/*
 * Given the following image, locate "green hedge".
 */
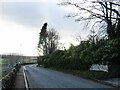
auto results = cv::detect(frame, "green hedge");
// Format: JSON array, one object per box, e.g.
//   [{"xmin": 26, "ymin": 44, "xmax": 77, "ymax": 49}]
[
  {"xmin": 2, "ymin": 64, "xmax": 21, "ymax": 90},
  {"xmin": 37, "ymin": 39, "xmax": 120, "ymax": 76}
]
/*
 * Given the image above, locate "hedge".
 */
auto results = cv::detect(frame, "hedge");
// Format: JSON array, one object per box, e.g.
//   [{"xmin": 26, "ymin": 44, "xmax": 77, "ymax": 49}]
[{"xmin": 1, "ymin": 63, "xmax": 21, "ymax": 90}]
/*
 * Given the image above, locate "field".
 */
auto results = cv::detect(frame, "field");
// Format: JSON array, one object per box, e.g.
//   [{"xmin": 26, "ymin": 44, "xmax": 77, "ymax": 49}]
[
  {"xmin": 0, "ymin": 58, "xmax": 8, "ymax": 65},
  {"xmin": 0, "ymin": 58, "xmax": 14, "ymax": 79}
]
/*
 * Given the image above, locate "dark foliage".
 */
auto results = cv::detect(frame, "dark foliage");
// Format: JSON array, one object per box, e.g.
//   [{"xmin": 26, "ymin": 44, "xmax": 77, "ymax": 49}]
[
  {"xmin": 2, "ymin": 64, "xmax": 21, "ymax": 90},
  {"xmin": 37, "ymin": 37, "xmax": 120, "ymax": 77}
]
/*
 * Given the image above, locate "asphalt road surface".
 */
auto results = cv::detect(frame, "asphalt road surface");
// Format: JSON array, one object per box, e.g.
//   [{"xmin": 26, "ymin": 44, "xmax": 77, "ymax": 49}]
[{"xmin": 24, "ymin": 64, "xmax": 112, "ymax": 88}]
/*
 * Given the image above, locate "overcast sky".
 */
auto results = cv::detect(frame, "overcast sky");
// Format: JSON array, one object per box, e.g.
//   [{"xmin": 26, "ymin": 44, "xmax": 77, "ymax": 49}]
[{"xmin": 0, "ymin": 0, "xmax": 90, "ymax": 56}]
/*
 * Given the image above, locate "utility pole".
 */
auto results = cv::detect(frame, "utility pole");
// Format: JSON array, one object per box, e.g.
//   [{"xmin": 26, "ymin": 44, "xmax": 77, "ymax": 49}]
[{"xmin": 19, "ymin": 43, "xmax": 22, "ymax": 64}]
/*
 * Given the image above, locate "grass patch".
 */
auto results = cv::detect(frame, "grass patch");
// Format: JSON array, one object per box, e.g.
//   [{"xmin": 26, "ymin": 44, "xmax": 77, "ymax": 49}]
[
  {"xmin": 0, "ymin": 59, "xmax": 8, "ymax": 65},
  {"xmin": 46, "ymin": 67, "xmax": 118, "ymax": 80}
]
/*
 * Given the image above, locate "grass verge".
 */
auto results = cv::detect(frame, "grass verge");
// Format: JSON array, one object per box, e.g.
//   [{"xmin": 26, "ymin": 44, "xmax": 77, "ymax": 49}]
[{"xmin": 45, "ymin": 67, "xmax": 119, "ymax": 80}]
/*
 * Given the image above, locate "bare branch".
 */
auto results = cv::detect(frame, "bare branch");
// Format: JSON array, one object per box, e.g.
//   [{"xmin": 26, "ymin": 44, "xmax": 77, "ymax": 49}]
[{"xmin": 99, "ymin": 2, "xmax": 120, "ymax": 17}]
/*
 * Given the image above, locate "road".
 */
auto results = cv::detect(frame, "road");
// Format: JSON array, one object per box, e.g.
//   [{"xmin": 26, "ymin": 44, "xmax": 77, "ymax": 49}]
[{"xmin": 24, "ymin": 64, "xmax": 112, "ymax": 88}]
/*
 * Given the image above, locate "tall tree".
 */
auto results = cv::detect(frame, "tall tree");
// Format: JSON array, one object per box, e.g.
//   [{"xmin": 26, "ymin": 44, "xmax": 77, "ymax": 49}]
[
  {"xmin": 38, "ymin": 23, "xmax": 48, "ymax": 55},
  {"xmin": 59, "ymin": 0, "xmax": 120, "ymax": 39},
  {"xmin": 59, "ymin": 0, "xmax": 120, "ymax": 73},
  {"xmin": 47, "ymin": 28, "xmax": 60, "ymax": 54},
  {"xmin": 38, "ymin": 23, "xmax": 60, "ymax": 55}
]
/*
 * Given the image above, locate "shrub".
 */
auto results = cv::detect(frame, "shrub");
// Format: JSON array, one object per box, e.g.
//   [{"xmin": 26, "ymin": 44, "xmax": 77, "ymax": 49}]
[
  {"xmin": 37, "ymin": 38, "xmax": 120, "ymax": 77},
  {"xmin": 2, "ymin": 63, "xmax": 21, "ymax": 90}
]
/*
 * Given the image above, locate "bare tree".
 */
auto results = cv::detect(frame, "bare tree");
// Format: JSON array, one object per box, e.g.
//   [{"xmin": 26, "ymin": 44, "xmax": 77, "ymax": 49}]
[
  {"xmin": 38, "ymin": 23, "xmax": 60, "ymax": 55},
  {"xmin": 74, "ymin": 33, "xmax": 82, "ymax": 44},
  {"xmin": 47, "ymin": 28, "xmax": 60, "ymax": 54},
  {"xmin": 59, "ymin": 0, "xmax": 120, "ymax": 39}
]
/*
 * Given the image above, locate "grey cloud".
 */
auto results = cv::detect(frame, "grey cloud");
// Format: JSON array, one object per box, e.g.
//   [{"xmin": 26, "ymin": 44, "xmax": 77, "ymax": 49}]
[
  {"xmin": 1, "ymin": 2, "xmax": 87, "ymax": 37},
  {"xmin": 1, "ymin": 2, "xmax": 50, "ymax": 28}
]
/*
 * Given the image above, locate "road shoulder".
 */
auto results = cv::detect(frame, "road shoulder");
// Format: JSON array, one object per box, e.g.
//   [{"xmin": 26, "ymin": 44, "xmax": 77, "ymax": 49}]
[{"xmin": 39, "ymin": 66, "xmax": 119, "ymax": 88}]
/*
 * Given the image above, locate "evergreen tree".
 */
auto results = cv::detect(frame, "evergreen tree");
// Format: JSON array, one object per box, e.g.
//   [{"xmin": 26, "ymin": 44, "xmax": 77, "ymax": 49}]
[{"xmin": 38, "ymin": 23, "xmax": 48, "ymax": 55}]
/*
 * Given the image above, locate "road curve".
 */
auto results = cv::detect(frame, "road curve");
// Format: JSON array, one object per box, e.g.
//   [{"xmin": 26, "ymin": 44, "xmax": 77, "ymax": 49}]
[{"xmin": 24, "ymin": 64, "xmax": 112, "ymax": 88}]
